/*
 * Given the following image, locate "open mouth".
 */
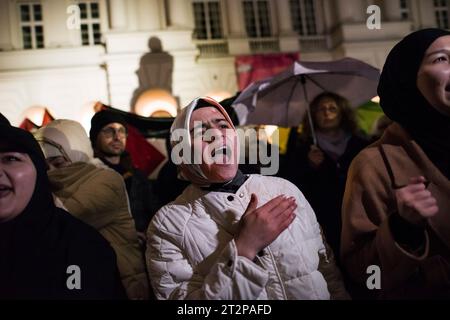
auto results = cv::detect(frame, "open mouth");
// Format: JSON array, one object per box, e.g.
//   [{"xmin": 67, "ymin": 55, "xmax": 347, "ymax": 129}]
[
  {"xmin": 0, "ymin": 184, "xmax": 13, "ymax": 198},
  {"xmin": 211, "ymin": 145, "xmax": 232, "ymax": 162},
  {"xmin": 445, "ymin": 84, "xmax": 450, "ymax": 92}
]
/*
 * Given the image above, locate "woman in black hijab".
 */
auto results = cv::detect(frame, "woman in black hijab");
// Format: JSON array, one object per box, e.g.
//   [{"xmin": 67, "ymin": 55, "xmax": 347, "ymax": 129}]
[
  {"xmin": 341, "ymin": 29, "xmax": 450, "ymax": 299},
  {"xmin": 0, "ymin": 123, "xmax": 126, "ymax": 299}
]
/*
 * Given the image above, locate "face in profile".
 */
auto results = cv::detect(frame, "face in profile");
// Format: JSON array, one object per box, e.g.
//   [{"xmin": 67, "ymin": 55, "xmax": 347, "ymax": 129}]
[
  {"xmin": 189, "ymin": 107, "xmax": 238, "ymax": 183},
  {"xmin": 46, "ymin": 156, "xmax": 71, "ymax": 170},
  {"xmin": 95, "ymin": 122, "xmax": 127, "ymax": 157},
  {"xmin": 0, "ymin": 152, "xmax": 37, "ymax": 222},
  {"xmin": 314, "ymin": 97, "xmax": 342, "ymax": 131},
  {"xmin": 417, "ymin": 35, "xmax": 450, "ymax": 117}
]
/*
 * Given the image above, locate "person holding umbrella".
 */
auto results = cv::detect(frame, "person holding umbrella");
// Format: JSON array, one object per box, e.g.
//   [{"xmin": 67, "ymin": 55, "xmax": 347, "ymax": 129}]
[
  {"xmin": 341, "ymin": 29, "xmax": 450, "ymax": 299},
  {"xmin": 281, "ymin": 92, "xmax": 368, "ymax": 263}
]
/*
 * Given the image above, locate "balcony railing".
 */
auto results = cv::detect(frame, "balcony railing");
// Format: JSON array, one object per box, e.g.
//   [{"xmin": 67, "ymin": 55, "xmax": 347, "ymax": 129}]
[
  {"xmin": 194, "ymin": 39, "xmax": 229, "ymax": 58},
  {"xmin": 298, "ymin": 35, "xmax": 328, "ymax": 52},
  {"xmin": 249, "ymin": 38, "xmax": 280, "ymax": 53}
]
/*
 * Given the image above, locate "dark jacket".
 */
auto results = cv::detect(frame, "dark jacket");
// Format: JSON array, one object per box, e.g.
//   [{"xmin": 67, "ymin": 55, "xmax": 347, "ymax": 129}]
[
  {"xmin": 0, "ymin": 124, "xmax": 125, "ymax": 299},
  {"xmin": 281, "ymin": 129, "xmax": 368, "ymax": 261},
  {"xmin": 102, "ymin": 154, "xmax": 161, "ymax": 233}
]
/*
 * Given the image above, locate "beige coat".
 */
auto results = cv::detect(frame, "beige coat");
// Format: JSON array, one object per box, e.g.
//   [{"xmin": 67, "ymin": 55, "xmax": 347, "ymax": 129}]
[
  {"xmin": 49, "ymin": 162, "xmax": 149, "ymax": 299},
  {"xmin": 341, "ymin": 123, "xmax": 450, "ymax": 298}
]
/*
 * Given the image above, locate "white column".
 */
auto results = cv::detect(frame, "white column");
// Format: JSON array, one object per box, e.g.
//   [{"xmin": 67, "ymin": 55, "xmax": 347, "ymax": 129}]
[
  {"xmin": 0, "ymin": 0, "xmax": 12, "ymax": 50},
  {"xmin": 276, "ymin": 0, "xmax": 299, "ymax": 52},
  {"xmin": 276, "ymin": 0, "xmax": 294, "ymax": 35},
  {"xmin": 226, "ymin": 0, "xmax": 246, "ymax": 37},
  {"xmin": 336, "ymin": 0, "xmax": 366, "ymax": 23},
  {"xmin": 138, "ymin": 0, "xmax": 162, "ymax": 30},
  {"xmin": 415, "ymin": 0, "xmax": 437, "ymax": 28},
  {"xmin": 127, "ymin": 0, "xmax": 139, "ymax": 30},
  {"xmin": 109, "ymin": 0, "xmax": 128, "ymax": 30},
  {"xmin": 383, "ymin": 0, "xmax": 402, "ymax": 21},
  {"xmin": 168, "ymin": 0, "xmax": 192, "ymax": 29}
]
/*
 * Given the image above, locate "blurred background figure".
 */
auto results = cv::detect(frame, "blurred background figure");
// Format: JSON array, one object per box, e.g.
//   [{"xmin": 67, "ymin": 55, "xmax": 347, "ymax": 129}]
[
  {"xmin": 281, "ymin": 92, "xmax": 368, "ymax": 262},
  {"xmin": 35, "ymin": 119, "xmax": 150, "ymax": 300},
  {"xmin": 154, "ymin": 133, "xmax": 190, "ymax": 207},
  {"xmin": 89, "ymin": 111, "xmax": 161, "ymax": 242}
]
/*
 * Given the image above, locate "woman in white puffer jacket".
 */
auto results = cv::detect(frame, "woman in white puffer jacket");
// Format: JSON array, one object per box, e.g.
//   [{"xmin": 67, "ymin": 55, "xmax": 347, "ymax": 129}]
[{"xmin": 146, "ymin": 97, "xmax": 349, "ymax": 300}]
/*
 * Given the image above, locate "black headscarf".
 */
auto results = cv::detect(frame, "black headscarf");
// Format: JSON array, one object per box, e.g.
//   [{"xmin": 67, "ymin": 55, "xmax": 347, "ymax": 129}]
[
  {"xmin": 0, "ymin": 124, "xmax": 54, "ymax": 245},
  {"xmin": 0, "ymin": 113, "xmax": 10, "ymax": 125},
  {"xmin": 0, "ymin": 124, "xmax": 125, "ymax": 299},
  {"xmin": 378, "ymin": 28, "xmax": 450, "ymax": 178}
]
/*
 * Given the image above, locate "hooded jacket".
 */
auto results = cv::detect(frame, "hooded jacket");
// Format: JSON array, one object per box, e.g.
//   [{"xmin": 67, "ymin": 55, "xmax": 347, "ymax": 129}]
[
  {"xmin": 146, "ymin": 98, "xmax": 349, "ymax": 300},
  {"xmin": 35, "ymin": 120, "xmax": 149, "ymax": 299}
]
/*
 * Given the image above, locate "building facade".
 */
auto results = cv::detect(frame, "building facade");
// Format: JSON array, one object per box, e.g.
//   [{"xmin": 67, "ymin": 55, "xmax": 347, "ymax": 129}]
[{"xmin": 0, "ymin": 0, "xmax": 445, "ymax": 127}]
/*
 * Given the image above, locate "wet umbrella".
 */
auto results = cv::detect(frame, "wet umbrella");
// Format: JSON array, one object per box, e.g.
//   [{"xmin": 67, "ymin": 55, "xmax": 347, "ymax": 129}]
[{"xmin": 231, "ymin": 57, "xmax": 380, "ymax": 144}]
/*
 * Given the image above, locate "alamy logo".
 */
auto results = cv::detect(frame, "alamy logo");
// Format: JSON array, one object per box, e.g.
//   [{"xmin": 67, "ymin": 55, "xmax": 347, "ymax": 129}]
[
  {"xmin": 66, "ymin": 5, "xmax": 81, "ymax": 30},
  {"xmin": 366, "ymin": 265, "xmax": 381, "ymax": 290},
  {"xmin": 66, "ymin": 265, "xmax": 81, "ymax": 290},
  {"xmin": 170, "ymin": 124, "xmax": 279, "ymax": 176},
  {"xmin": 366, "ymin": 5, "xmax": 381, "ymax": 30}
]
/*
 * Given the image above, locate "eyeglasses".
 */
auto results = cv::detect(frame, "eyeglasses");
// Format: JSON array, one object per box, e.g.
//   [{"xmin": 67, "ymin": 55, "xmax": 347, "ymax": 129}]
[
  {"xmin": 100, "ymin": 127, "xmax": 127, "ymax": 138},
  {"xmin": 317, "ymin": 105, "xmax": 339, "ymax": 114}
]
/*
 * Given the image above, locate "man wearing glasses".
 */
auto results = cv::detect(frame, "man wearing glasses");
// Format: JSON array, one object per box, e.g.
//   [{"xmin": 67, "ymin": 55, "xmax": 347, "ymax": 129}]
[{"xmin": 89, "ymin": 111, "xmax": 160, "ymax": 244}]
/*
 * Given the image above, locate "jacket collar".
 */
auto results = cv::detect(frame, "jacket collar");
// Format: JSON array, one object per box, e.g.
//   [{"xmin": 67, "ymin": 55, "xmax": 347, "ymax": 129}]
[{"xmin": 379, "ymin": 122, "xmax": 450, "ymax": 189}]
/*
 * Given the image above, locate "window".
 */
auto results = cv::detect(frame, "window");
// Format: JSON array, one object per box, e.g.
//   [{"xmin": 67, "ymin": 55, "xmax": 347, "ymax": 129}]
[
  {"xmin": 290, "ymin": 0, "xmax": 317, "ymax": 36},
  {"xmin": 243, "ymin": 0, "xmax": 272, "ymax": 38},
  {"xmin": 192, "ymin": 1, "xmax": 223, "ymax": 40},
  {"xmin": 78, "ymin": 1, "xmax": 101, "ymax": 45},
  {"xmin": 399, "ymin": 0, "xmax": 410, "ymax": 20},
  {"xmin": 19, "ymin": 3, "xmax": 44, "ymax": 49},
  {"xmin": 434, "ymin": 0, "xmax": 449, "ymax": 29}
]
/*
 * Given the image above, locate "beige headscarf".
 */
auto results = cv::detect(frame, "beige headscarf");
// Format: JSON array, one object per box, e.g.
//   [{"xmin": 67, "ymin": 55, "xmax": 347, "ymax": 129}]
[
  {"xmin": 34, "ymin": 119, "xmax": 97, "ymax": 165},
  {"xmin": 170, "ymin": 97, "xmax": 235, "ymax": 186}
]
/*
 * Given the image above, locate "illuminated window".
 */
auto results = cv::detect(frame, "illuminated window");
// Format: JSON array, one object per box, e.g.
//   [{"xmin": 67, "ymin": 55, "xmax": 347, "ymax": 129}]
[
  {"xmin": 135, "ymin": 89, "xmax": 178, "ymax": 118},
  {"xmin": 193, "ymin": 0, "xmax": 223, "ymax": 40},
  {"xmin": 399, "ymin": 0, "xmax": 410, "ymax": 20},
  {"xmin": 434, "ymin": 0, "xmax": 449, "ymax": 29},
  {"xmin": 78, "ymin": 1, "xmax": 102, "ymax": 45},
  {"xmin": 290, "ymin": 0, "xmax": 317, "ymax": 36},
  {"xmin": 243, "ymin": 0, "xmax": 272, "ymax": 38},
  {"xmin": 19, "ymin": 3, "xmax": 44, "ymax": 49}
]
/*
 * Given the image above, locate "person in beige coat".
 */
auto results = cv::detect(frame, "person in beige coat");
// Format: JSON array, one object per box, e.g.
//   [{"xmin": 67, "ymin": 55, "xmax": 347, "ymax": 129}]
[
  {"xmin": 341, "ymin": 29, "xmax": 450, "ymax": 299},
  {"xmin": 35, "ymin": 119, "xmax": 149, "ymax": 299}
]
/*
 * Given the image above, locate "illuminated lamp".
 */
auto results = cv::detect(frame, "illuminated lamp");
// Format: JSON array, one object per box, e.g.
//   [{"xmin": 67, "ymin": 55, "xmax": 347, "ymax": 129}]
[
  {"xmin": 135, "ymin": 89, "xmax": 177, "ymax": 117},
  {"xmin": 263, "ymin": 125, "xmax": 279, "ymax": 145},
  {"xmin": 21, "ymin": 106, "xmax": 46, "ymax": 126}
]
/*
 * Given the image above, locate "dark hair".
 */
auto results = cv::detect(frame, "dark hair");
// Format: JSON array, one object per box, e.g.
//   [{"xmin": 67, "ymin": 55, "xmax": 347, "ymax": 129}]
[
  {"xmin": 301, "ymin": 92, "xmax": 359, "ymax": 141},
  {"xmin": 0, "ymin": 113, "xmax": 10, "ymax": 126}
]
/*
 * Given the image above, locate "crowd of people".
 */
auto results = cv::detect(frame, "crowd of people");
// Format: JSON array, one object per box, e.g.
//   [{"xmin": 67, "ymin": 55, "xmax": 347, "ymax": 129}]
[{"xmin": 0, "ymin": 28, "xmax": 449, "ymax": 300}]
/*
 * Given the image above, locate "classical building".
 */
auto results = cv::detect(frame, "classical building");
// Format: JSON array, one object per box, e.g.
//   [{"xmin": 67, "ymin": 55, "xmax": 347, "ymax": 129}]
[{"xmin": 0, "ymin": 0, "xmax": 445, "ymax": 127}]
